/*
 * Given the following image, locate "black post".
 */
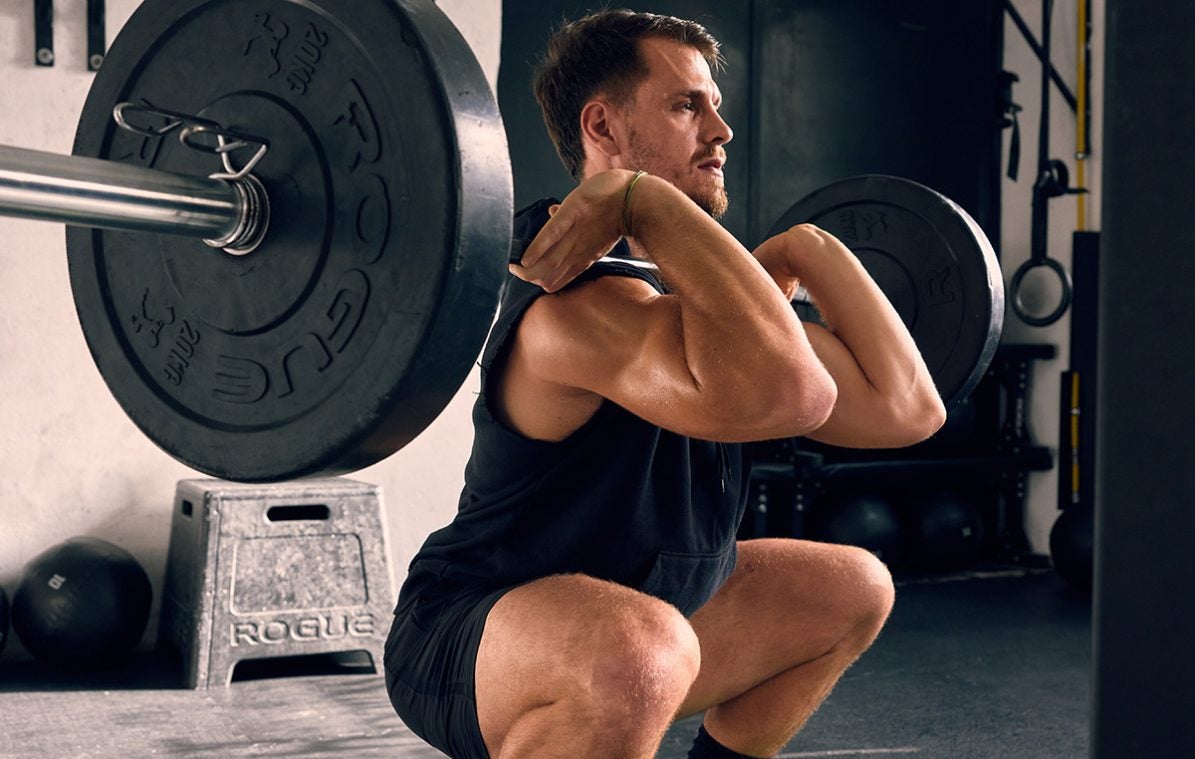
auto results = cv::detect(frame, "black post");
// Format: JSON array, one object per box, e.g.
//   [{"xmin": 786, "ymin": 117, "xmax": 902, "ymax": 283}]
[{"xmin": 1093, "ymin": 2, "xmax": 1195, "ymax": 757}]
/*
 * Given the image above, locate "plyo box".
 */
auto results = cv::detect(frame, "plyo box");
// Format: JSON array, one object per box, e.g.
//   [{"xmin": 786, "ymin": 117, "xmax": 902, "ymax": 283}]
[{"xmin": 160, "ymin": 478, "xmax": 395, "ymax": 688}]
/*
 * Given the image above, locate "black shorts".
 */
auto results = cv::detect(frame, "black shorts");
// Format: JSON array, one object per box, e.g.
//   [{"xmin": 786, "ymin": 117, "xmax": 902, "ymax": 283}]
[{"xmin": 383, "ymin": 585, "xmax": 511, "ymax": 759}]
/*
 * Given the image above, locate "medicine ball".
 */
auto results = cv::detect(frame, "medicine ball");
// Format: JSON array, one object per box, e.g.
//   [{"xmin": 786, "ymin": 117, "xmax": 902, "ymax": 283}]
[
  {"xmin": 0, "ymin": 586, "xmax": 9, "ymax": 658},
  {"xmin": 809, "ymin": 491, "xmax": 907, "ymax": 566},
  {"xmin": 12, "ymin": 537, "xmax": 152, "ymax": 668},
  {"xmin": 906, "ymin": 490, "xmax": 985, "ymax": 570},
  {"xmin": 1049, "ymin": 506, "xmax": 1093, "ymax": 592}
]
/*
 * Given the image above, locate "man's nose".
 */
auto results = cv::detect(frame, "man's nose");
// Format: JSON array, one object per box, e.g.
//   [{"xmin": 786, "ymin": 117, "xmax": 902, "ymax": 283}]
[{"xmin": 706, "ymin": 109, "xmax": 733, "ymax": 145}]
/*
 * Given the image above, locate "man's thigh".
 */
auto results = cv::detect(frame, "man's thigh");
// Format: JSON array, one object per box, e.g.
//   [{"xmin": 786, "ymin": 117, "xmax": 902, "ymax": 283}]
[
  {"xmin": 678, "ymin": 537, "xmax": 893, "ymax": 717},
  {"xmin": 473, "ymin": 573, "xmax": 696, "ymax": 756}
]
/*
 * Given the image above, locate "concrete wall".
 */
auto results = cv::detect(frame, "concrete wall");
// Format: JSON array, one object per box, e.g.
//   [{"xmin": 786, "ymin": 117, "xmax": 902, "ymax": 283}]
[{"xmin": 0, "ymin": 0, "xmax": 500, "ymax": 660}]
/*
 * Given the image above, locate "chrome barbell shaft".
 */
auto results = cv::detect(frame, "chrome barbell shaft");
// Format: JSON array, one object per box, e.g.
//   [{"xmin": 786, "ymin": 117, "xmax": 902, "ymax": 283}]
[{"xmin": 0, "ymin": 144, "xmax": 248, "ymax": 243}]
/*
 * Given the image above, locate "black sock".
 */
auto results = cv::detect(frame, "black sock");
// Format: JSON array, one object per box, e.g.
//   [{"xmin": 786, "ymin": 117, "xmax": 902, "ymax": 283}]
[{"xmin": 687, "ymin": 724, "xmax": 761, "ymax": 759}]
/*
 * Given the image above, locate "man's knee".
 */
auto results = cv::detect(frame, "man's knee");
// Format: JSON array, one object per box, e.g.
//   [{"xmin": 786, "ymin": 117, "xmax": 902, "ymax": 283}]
[
  {"xmin": 838, "ymin": 545, "xmax": 896, "ymax": 639},
  {"xmin": 578, "ymin": 597, "xmax": 701, "ymax": 717}
]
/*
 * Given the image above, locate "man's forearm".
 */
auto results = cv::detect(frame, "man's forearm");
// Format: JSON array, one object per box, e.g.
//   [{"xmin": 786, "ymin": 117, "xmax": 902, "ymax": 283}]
[
  {"xmin": 807, "ymin": 252, "xmax": 919, "ymax": 390},
  {"xmin": 778, "ymin": 225, "xmax": 944, "ymax": 442},
  {"xmin": 630, "ymin": 177, "xmax": 835, "ymax": 431}
]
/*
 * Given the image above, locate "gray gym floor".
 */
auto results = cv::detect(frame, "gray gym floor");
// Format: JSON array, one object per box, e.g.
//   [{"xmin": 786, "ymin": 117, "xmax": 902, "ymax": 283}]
[{"xmin": 0, "ymin": 570, "xmax": 1090, "ymax": 758}]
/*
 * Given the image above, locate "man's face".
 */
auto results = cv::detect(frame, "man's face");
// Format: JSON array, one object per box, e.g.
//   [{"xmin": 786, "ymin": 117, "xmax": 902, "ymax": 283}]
[{"xmin": 617, "ymin": 37, "xmax": 733, "ymax": 218}]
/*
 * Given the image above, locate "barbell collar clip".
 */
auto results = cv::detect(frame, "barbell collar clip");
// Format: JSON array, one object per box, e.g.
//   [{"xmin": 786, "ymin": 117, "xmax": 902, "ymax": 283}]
[{"xmin": 203, "ymin": 172, "xmax": 269, "ymax": 256}]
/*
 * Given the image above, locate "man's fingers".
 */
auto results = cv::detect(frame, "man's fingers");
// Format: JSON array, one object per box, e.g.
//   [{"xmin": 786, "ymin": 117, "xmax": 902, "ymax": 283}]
[
  {"xmin": 511, "ymin": 239, "xmax": 578, "ymax": 292},
  {"xmin": 513, "ymin": 192, "xmax": 621, "ymax": 292},
  {"xmin": 521, "ymin": 212, "xmax": 575, "ymax": 268},
  {"xmin": 508, "ymin": 262, "xmax": 530, "ymax": 282}
]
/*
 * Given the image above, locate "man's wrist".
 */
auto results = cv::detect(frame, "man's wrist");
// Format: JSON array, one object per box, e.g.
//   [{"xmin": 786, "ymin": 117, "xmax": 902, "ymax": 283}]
[
  {"xmin": 622, "ymin": 174, "xmax": 681, "ymax": 246},
  {"xmin": 779, "ymin": 226, "xmax": 861, "ymax": 292},
  {"xmin": 620, "ymin": 170, "xmax": 649, "ymax": 237}
]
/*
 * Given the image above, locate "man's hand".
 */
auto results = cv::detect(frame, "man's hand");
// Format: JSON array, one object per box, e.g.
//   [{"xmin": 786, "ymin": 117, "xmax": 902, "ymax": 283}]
[
  {"xmin": 510, "ymin": 169, "xmax": 638, "ymax": 293},
  {"xmin": 750, "ymin": 229, "xmax": 803, "ymax": 301}
]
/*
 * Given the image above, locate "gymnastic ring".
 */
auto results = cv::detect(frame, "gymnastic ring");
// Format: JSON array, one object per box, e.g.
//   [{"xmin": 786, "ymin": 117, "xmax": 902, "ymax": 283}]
[{"xmin": 1010, "ymin": 256, "xmax": 1072, "ymax": 327}]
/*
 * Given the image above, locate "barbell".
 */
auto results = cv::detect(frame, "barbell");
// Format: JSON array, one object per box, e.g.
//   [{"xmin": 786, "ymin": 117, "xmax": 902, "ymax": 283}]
[{"xmin": 0, "ymin": 0, "xmax": 1003, "ymax": 482}]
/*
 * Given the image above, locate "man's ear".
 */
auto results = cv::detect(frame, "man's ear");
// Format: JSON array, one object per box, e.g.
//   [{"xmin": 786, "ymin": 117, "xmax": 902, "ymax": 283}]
[{"xmin": 579, "ymin": 99, "xmax": 623, "ymax": 159}]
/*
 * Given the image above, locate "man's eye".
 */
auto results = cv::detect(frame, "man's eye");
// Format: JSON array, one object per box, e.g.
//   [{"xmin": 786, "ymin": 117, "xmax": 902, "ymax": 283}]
[{"xmin": 681, "ymin": 102, "xmax": 698, "ymax": 112}]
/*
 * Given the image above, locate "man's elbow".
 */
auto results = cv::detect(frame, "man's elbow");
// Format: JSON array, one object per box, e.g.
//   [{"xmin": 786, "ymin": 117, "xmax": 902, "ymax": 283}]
[
  {"xmin": 766, "ymin": 367, "xmax": 839, "ymax": 438},
  {"xmin": 922, "ymin": 396, "xmax": 949, "ymax": 438},
  {"xmin": 887, "ymin": 392, "xmax": 948, "ymax": 447}
]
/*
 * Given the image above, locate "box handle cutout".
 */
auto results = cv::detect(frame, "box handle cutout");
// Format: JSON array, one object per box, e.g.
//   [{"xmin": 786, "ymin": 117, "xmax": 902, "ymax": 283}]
[{"xmin": 266, "ymin": 504, "xmax": 331, "ymax": 522}]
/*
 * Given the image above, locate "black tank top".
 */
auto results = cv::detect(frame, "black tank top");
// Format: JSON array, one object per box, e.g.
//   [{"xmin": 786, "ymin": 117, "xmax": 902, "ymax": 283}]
[{"xmin": 395, "ymin": 199, "xmax": 750, "ymax": 619}]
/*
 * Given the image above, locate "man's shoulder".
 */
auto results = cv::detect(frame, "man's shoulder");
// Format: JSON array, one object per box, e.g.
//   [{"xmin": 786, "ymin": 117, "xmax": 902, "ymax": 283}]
[{"xmin": 525, "ymin": 273, "xmax": 660, "ymax": 326}]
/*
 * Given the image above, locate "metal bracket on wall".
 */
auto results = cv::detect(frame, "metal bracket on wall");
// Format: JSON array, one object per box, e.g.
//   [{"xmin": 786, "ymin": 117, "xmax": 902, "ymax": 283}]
[
  {"xmin": 1003, "ymin": 0, "xmax": 1076, "ymax": 114},
  {"xmin": 87, "ymin": 0, "xmax": 105, "ymax": 71},
  {"xmin": 34, "ymin": 0, "xmax": 53, "ymax": 66}
]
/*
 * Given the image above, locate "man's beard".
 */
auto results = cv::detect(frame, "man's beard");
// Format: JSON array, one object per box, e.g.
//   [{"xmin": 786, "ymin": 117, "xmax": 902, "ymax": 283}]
[
  {"xmin": 625, "ymin": 139, "xmax": 729, "ymax": 219},
  {"xmin": 696, "ymin": 183, "xmax": 730, "ymax": 220},
  {"xmin": 655, "ymin": 165, "xmax": 729, "ymax": 219}
]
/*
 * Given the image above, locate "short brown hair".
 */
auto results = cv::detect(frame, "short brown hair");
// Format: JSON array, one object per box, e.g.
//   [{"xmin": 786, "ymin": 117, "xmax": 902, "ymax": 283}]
[{"xmin": 532, "ymin": 9, "xmax": 723, "ymax": 180}]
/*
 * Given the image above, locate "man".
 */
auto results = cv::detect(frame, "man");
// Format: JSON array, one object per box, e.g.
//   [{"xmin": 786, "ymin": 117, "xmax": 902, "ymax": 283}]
[{"xmin": 385, "ymin": 9, "xmax": 945, "ymax": 759}]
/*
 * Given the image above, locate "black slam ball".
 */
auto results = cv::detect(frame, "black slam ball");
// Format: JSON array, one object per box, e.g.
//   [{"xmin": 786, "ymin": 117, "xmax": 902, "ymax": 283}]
[
  {"xmin": 1049, "ymin": 506, "xmax": 1093, "ymax": 592},
  {"xmin": 811, "ymin": 492, "xmax": 908, "ymax": 566},
  {"xmin": 12, "ymin": 537, "xmax": 153, "ymax": 668},
  {"xmin": 0, "ymin": 585, "xmax": 9, "ymax": 658},
  {"xmin": 908, "ymin": 490, "xmax": 986, "ymax": 570}
]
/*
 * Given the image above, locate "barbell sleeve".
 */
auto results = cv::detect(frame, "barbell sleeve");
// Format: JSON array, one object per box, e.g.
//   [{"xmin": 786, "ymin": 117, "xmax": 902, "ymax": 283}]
[{"xmin": 0, "ymin": 144, "xmax": 250, "ymax": 244}]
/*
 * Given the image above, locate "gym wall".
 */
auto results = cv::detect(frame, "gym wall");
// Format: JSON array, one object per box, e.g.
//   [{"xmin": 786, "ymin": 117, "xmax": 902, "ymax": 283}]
[{"xmin": 0, "ymin": 0, "xmax": 501, "ymax": 661}]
